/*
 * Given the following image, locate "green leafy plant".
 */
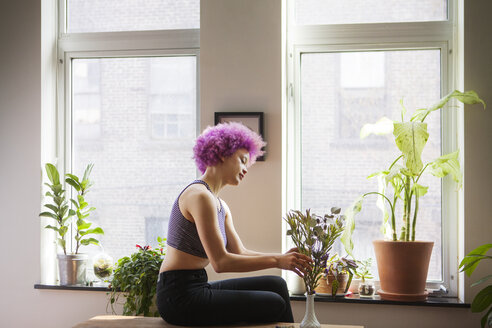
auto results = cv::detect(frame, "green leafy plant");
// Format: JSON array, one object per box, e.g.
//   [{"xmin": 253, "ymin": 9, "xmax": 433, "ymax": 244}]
[
  {"xmin": 354, "ymin": 258, "xmax": 374, "ymax": 284},
  {"xmin": 65, "ymin": 164, "xmax": 103, "ymax": 253},
  {"xmin": 342, "ymin": 90, "xmax": 485, "ymax": 252},
  {"xmin": 284, "ymin": 208, "xmax": 345, "ymax": 295},
  {"xmin": 39, "ymin": 163, "xmax": 73, "ymax": 254},
  {"xmin": 324, "ymin": 254, "xmax": 358, "ymax": 296},
  {"xmin": 109, "ymin": 237, "xmax": 166, "ymax": 317},
  {"xmin": 459, "ymin": 244, "xmax": 492, "ymax": 328},
  {"xmin": 39, "ymin": 163, "xmax": 104, "ymax": 254}
]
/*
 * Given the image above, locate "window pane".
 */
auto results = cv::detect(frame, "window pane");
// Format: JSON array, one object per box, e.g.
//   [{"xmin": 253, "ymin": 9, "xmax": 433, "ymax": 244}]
[
  {"xmin": 67, "ymin": 0, "xmax": 200, "ymax": 33},
  {"xmin": 300, "ymin": 50, "xmax": 442, "ymax": 281},
  {"xmin": 71, "ymin": 56, "xmax": 197, "ymax": 266},
  {"xmin": 295, "ymin": 0, "xmax": 447, "ymax": 25}
]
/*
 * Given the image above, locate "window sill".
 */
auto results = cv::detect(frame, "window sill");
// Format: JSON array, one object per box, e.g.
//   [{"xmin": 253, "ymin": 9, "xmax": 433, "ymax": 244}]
[
  {"xmin": 34, "ymin": 284, "xmax": 469, "ymax": 308},
  {"xmin": 289, "ymin": 293, "xmax": 470, "ymax": 308},
  {"xmin": 34, "ymin": 284, "xmax": 110, "ymax": 292}
]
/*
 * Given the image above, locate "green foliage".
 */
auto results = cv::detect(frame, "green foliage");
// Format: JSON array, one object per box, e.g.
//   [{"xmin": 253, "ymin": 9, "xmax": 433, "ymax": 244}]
[
  {"xmin": 284, "ymin": 208, "xmax": 345, "ymax": 295},
  {"xmin": 357, "ymin": 90, "xmax": 485, "ymax": 241},
  {"xmin": 39, "ymin": 163, "xmax": 104, "ymax": 254},
  {"xmin": 459, "ymin": 244, "xmax": 492, "ymax": 328},
  {"xmin": 354, "ymin": 258, "xmax": 374, "ymax": 284},
  {"xmin": 109, "ymin": 238, "xmax": 166, "ymax": 317},
  {"xmin": 39, "ymin": 163, "xmax": 74, "ymax": 255},
  {"xmin": 66, "ymin": 164, "xmax": 104, "ymax": 253}
]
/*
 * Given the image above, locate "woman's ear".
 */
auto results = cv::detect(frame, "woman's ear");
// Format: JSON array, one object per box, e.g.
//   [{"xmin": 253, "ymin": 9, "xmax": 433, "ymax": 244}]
[{"xmin": 219, "ymin": 156, "xmax": 225, "ymax": 162}]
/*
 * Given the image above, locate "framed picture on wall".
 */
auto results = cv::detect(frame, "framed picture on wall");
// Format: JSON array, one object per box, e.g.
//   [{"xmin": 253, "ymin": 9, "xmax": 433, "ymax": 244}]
[{"xmin": 214, "ymin": 112, "xmax": 265, "ymax": 161}]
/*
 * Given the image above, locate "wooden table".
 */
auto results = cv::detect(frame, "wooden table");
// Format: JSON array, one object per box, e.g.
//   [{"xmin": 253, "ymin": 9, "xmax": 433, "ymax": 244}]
[{"xmin": 73, "ymin": 315, "xmax": 364, "ymax": 328}]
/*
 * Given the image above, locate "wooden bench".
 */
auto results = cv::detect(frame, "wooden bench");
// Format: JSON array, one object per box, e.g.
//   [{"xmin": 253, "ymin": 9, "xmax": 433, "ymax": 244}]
[{"xmin": 73, "ymin": 315, "xmax": 364, "ymax": 328}]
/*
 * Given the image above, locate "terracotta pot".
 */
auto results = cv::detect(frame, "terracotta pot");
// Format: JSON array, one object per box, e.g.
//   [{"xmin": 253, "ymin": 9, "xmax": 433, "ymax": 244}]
[
  {"xmin": 373, "ymin": 240, "xmax": 434, "ymax": 302},
  {"xmin": 314, "ymin": 273, "xmax": 349, "ymax": 296}
]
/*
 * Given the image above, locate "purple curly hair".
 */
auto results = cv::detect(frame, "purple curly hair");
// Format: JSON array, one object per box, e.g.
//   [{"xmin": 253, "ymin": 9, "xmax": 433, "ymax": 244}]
[{"xmin": 193, "ymin": 122, "xmax": 266, "ymax": 173}]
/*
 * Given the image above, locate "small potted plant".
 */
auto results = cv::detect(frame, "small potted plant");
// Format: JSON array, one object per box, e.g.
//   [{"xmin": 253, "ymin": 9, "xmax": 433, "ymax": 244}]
[
  {"xmin": 355, "ymin": 258, "xmax": 375, "ymax": 298},
  {"xmin": 108, "ymin": 237, "xmax": 166, "ymax": 317},
  {"xmin": 316, "ymin": 254, "xmax": 357, "ymax": 297},
  {"xmin": 284, "ymin": 207, "xmax": 346, "ymax": 328},
  {"xmin": 39, "ymin": 163, "xmax": 104, "ymax": 285},
  {"xmin": 343, "ymin": 90, "xmax": 485, "ymax": 301}
]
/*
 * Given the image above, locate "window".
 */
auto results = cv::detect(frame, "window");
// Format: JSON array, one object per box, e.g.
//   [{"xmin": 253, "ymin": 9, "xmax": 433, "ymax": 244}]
[
  {"xmin": 285, "ymin": 0, "xmax": 458, "ymax": 294},
  {"xmin": 42, "ymin": 0, "xmax": 199, "ymax": 281}
]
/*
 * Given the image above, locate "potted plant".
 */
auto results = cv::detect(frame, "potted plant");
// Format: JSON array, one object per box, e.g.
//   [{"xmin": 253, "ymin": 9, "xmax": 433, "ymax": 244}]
[
  {"xmin": 342, "ymin": 90, "xmax": 485, "ymax": 301},
  {"xmin": 315, "ymin": 254, "xmax": 357, "ymax": 297},
  {"xmin": 459, "ymin": 243, "xmax": 492, "ymax": 328},
  {"xmin": 39, "ymin": 163, "xmax": 104, "ymax": 285},
  {"xmin": 354, "ymin": 258, "xmax": 375, "ymax": 298},
  {"xmin": 108, "ymin": 237, "xmax": 166, "ymax": 317},
  {"xmin": 284, "ymin": 207, "xmax": 346, "ymax": 328}
]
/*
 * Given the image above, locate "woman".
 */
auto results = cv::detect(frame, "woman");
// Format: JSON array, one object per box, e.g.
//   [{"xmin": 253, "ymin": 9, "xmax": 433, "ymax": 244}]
[{"xmin": 156, "ymin": 122, "xmax": 312, "ymax": 326}]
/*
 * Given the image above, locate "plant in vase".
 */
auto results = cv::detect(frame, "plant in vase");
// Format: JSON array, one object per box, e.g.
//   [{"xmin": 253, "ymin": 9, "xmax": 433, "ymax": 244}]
[
  {"xmin": 39, "ymin": 163, "xmax": 104, "ymax": 285},
  {"xmin": 109, "ymin": 237, "xmax": 166, "ymax": 317},
  {"xmin": 92, "ymin": 251, "xmax": 114, "ymax": 286},
  {"xmin": 342, "ymin": 90, "xmax": 485, "ymax": 301},
  {"xmin": 354, "ymin": 258, "xmax": 375, "ymax": 298},
  {"xmin": 459, "ymin": 243, "xmax": 492, "ymax": 328},
  {"xmin": 284, "ymin": 207, "xmax": 346, "ymax": 328}
]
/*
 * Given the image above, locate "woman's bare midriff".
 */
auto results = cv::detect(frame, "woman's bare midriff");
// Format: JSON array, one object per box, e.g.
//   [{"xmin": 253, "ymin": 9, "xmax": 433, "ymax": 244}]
[{"xmin": 159, "ymin": 245, "xmax": 210, "ymax": 273}]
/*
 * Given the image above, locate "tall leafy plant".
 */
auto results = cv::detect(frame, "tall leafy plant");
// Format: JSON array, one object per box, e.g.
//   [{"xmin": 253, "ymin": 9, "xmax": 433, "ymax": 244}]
[
  {"xmin": 40, "ymin": 163, "xmax": 73, "ymax": 255},
  {"xmin": 39, "ymin": 163, "xmax": 104, "ymax": 254},
  {"xmin": 284, "ymin": 208, "xmax": 345, "ymax": 295},
  {"xmin": 459, "ymin": 244, "xmax": 492, "ymax": 328},
  {"xmin": 342, "ymin": 90, "xmax": 484, "ymax": 253},
  {"xmin": 66, "ymin": 164, "xmax": 104, "ymax": 253}
]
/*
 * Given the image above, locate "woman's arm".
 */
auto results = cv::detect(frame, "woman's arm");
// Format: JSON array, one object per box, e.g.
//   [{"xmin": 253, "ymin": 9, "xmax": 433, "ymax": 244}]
[{"xmin": 186, "ymin": 189, "xmax": 311, "ymax": 276}]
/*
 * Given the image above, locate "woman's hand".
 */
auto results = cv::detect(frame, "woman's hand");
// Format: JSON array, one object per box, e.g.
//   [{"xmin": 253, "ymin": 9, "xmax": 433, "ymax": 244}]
[{"xmin": 277, "ymin": 247, "xmax": 313, "ymax": 277}]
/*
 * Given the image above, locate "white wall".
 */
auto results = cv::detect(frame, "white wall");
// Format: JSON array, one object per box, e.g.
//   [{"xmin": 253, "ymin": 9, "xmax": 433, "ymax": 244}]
[{"xmin": 0, "ymin": 0, "xmax": 489, "ymax": 327}]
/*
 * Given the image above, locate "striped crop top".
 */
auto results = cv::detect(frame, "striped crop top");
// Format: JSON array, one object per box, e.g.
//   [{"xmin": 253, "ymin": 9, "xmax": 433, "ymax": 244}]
[{"xmin": 167, "ymin": 180, "xmax": 227, "ymax": 258}]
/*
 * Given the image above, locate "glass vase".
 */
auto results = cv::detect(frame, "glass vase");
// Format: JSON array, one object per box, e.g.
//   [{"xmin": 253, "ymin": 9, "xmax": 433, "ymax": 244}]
[{"xmin": 300, "ymin": 294, "xmax": 320, "ymax": 328}]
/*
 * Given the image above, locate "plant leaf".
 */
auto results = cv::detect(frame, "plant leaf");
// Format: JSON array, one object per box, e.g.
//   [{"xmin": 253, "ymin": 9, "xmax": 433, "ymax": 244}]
[
  {"xmin": 80, "ymin": 238, "xmax": 100, "ymax": 246},
  {"xmin": 39, "ymin": 212, "xmax": 58, "ymax": 220},
  {"xmin": 471, "ymin": 285, "xmax": 492, "ymax": 313},
  {"xmin": 385, "ymin": 164, "xmax": 404, "ymax": 185},
  {"xmin": 77, "ymin": 221, "xmax": 92, "ymax": 230},
  {"xmin": 472, "ymin": 274, "xmax": 492, "ymax": 288},
  {"xmin": 65, "ymin": 178, "xmax": 81, "ymax": 191},
  {"xmin": 412, "ymin": 183, "xmax": 429, "ymax": 198},
  {"xmin": 428, "ymin": 150, "xmax": 462, "ymax": 187},
  {"xmin": 360, "ymin": 117, "xmax": 394, "ymax": 139},
  {"xmin": 57, "ymin": 238, "xmax": 66, "ymax": 249},
  {"xmin": 83, "ymin": 163, "xmax": 94, "ymax": 182},
  {"xmin": 43, "ymin": 204, "xmax": 58, "ymax": 213},
  {"xmin": 45, "ymin": 163, "xmax": 60, "ymax": 185},
  {"xmin": 393, "ymin": 121, "xmax": 429, "ymax": 175},
  {"xmin": 459, "ymin": 244, "xmax": 492, "ymax": 276},
  {"xmin": 44, "ymin": 225, "xmax": 59, "ymax": 232},
  {"xmin": 80, "ymin": 227, "xmax": 104, "ymax": 236},
  {"xmin": 376, "ymin": 174, "xmax": 391, "ymax": 239},
  {"xmin": 340, "ymin": 196, "xmax": 363, "ymax": 258},
  {"xmin": 480, "ymin": 307, "xmax": 492, "ymax": 328},
  {"xmin": 411, "ymin": 90, "xmax": 485, "ymax": 122},
  {"xmin": 65, "ymin": 174, "xmax": 79, "ymax": 183}
]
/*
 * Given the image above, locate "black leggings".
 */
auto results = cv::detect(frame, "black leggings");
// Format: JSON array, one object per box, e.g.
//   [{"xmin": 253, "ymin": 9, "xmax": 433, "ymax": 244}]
[{"xmin": 156, "ymin": 269, "xmax": 294, "ymax": 326}]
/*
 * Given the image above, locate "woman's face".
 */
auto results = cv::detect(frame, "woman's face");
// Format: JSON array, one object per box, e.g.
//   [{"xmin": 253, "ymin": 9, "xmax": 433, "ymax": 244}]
[{"xmin": 221, "ymin": 148, "xmax": 249, "ymax": 185}]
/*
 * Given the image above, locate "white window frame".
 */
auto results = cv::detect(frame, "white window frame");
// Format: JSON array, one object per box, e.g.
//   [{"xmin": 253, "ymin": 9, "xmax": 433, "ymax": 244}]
[
  {"xmin": 40, "ymin": 0, "xmax": 200, "ymax": 284},
  {"xmin": 283, "ymin": 0, "xmax": 461, "ymax": 297}
]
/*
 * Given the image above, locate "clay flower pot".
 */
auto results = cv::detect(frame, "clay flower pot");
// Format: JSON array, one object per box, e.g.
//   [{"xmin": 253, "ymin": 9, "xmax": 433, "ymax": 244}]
[
  {"xmin": 314, "ymin": 273, "xmax": 349, "ymax": 296},
  {"xmin": 373, "ymin": 240, "xmax": 434, "ymax": 302}
]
